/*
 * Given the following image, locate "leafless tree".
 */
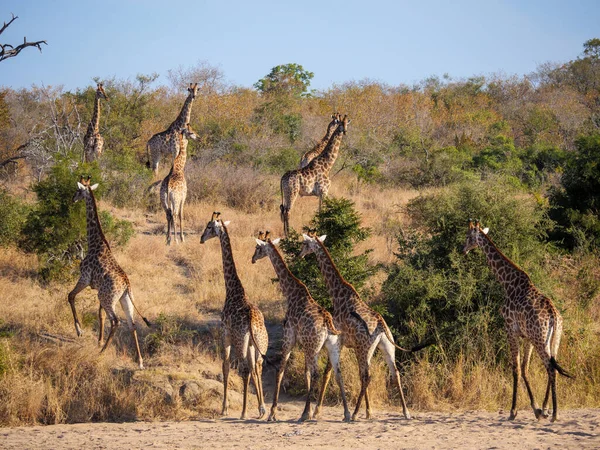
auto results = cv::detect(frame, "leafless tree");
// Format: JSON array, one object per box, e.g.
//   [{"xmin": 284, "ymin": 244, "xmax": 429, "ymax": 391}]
[{"xmin": 0, "ymin": 13, "xmax": 47, "ymax": 63}]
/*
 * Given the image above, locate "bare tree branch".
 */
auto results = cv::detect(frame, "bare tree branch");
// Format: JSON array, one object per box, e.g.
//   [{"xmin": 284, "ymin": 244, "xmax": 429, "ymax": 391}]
[{"xmin": 0, "ymin": 13, "xmax": 47, "ymax": 63}]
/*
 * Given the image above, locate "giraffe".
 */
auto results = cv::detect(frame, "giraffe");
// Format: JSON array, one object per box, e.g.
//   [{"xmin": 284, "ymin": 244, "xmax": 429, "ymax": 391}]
[
  {"xmin": 299, "ymin": 232, "xmax": 412, "ymax": 421},
  {"xmin": 462, "ymin": 220, "xmax": 574, "ymax": 422},
  {"xmin": 146, "ymin": 83, "xmax": 199, "ymax": 174},
  {"xmin": 280, "ymin": 114, "xmax": 350, "ymax": 237},
  {"xmin": 200, "ymin": 212, "xmax": 269, "ymax": 419},
  {"xmin": 68, "ymin": 176, "xmax": 150, "ymax": 369},
  {"xmin": 252, "ymin": 231, "xmax": 351, "ymax": 422},
  {"xmin": 83, "ymin": 83, "xmax": 109, "ymax": 163},
  {"xmin": 159, "ymin": 123, "xmax": 197, "ymax": 245},
  {"xmin": 298, "ymin": 113, "xmax": 341, "ymax": 169}
]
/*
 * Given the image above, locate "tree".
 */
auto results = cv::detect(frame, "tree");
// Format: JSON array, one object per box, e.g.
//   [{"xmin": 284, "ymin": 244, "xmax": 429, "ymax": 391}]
[
  {"xmin": 0, "ymin": 14, "xmax": 47, "ymax": 63},
  {"xmin": 254, "ymin": 63, "xmax": 314, "ymax": 97}
]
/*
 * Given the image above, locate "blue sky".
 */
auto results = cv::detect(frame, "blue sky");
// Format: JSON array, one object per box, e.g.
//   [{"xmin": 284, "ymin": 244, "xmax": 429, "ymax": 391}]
[{"xmin": 1, "ymin": 0, "xmax": 599, "ymax": 92}]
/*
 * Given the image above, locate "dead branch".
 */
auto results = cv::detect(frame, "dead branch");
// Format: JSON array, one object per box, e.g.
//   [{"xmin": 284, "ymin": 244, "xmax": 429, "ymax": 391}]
[
  {"xmin": 0, "ymin": 13, "xmax": 47, "ymax": 63},
  {"xmin": 0, "ymin": 155, "xmax": 25, "ymax": 168}
]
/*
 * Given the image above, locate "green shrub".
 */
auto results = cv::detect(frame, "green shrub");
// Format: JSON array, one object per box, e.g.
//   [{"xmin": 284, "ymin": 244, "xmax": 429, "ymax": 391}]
[
  {"xmin": 381, "ymin": 176, "xmax": 555, "ymax": 364},
  {"xmin": 549, "ymin": 134, "xmax": 600, "ymax": 250},
  {"xmin": 0, "ymin": 190, "xmax": 28, "ymax": 247},
  {"xmin": 20, "ymin": 159, "xmax": 134, "ymax": 282},
  {"xmin": 279, "ymin": 197, "xmax": 377, "ymax": 309}
]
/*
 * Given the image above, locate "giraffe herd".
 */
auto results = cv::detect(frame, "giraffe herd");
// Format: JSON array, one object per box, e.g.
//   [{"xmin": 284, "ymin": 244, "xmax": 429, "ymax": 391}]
[{"xmin": 67, "ymin": 82, "xmax": 573, "ymax": 424}]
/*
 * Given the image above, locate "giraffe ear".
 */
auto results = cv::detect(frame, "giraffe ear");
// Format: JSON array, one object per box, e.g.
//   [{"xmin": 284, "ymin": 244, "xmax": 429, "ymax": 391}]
[
  {"xmin": 90, "ymin": 183, "xmax": 99, "ymax": 191},
  {"xmin": 318, "ymin": 235, "xmax": 327, "ymax": 242},
  {"xmin": 255, "ymin": 239, "xmax": 266, "ymax": 246},
  {"xmin": 77, "ymin": 182, "xmax": 85, "ymax": 189},
  {"xmin": 223, "ymin": 221, "xmax": 231, "ymax": 226},
  {"xmin": 271, "ymin": 238, "xmax": 281, "ymax": 245},
  {"xmin": 482, "ymin": 227, "xmax": 489, "ymax": 235},
  {"xmin": 302, "ymin": 233, "xmax": 310, "ymax": 240}
]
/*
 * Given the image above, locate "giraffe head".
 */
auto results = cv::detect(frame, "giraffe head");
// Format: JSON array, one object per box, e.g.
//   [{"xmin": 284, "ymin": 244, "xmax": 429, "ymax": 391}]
[
  {"xmin": 96, "ymin": 83, "xmax": 109, "ymax": 100},
  {"xmin": 338, "ymin": 114, "xmax": 351, "ymax": 135},
  {"xmin": 252, "ymin": 231, "xmax": 281, "ymax": 264},
  {"xmin": 188, "ymin": 83, "xmax": 200, "ymax": 99},
  {"xmin": 327, "ymin": 113, "xmax": 341, "ymax": 130},
  {"xmin": 299, "ymin": 230, "xmax": 326, "ymax": 258},
  {"xmin": 462, "ymin": 219, "xmax": 489, "ymax": 255},
  {"xmin": 200, "ymin": 211, "xmax": 230, "ymax": 243},
  {"xmin": 73, "ymin": 175, "xmax": 99, "ymax": 202},
  {"xmin": 182, "ymin": 123, "xmax": 199, "ymax": 141}
]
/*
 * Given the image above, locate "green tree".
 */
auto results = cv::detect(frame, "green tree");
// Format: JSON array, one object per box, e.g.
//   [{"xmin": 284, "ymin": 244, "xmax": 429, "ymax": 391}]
[
  {"xmin": 20, "ymin": 159, "xmax": 133, "ymax": 282},
  {"xmin": 549, "ymin": 133, "xmax": 600, "ymax": 250},
  {"xmin": 279, "ymin": 197, "xmax": 377, "ymax": 309},
  {"xmin": 254, "ymin": 63, "xmax": 314, "ymax": 97}
]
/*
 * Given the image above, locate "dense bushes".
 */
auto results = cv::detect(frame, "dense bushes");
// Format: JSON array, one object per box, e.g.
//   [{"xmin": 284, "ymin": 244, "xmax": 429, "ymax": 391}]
[
  {"xmin": 19, "ymin": 160, "xmax": 133, "ymax": 282},
  {"xmin": 279, "ymin": 197, "xmax": 377, "ymax": 309},
  {"xmin": 0, "ymin": 190, "xmax": 28, "ymax": 247},
  {"xmin": 381, "ymin": 176, "xmax": 556, "ymax": 364}
]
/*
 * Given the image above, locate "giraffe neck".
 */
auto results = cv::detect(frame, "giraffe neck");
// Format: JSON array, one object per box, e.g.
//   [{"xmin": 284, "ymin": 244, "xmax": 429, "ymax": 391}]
[
  {"xmin": 218, "ymin": 225, "xmax": 244, "ymax": 298},
  {"xmin": 88, "ymin": 95, "xmax": 101, "ymax": 134},
  {"xmin": 312, "ymin": 125, "xmax": 344, "ymax": 172},
  {"xmin": 313, "ymin": 121, "xmax": 338, "ymax": 155},
  {"xmin": 171, "ymin": 93, "xmax": 194, "ymax": 130},
  {"xmin": 171, "ymin": 135, "xmax": 187, "ymax": 174},
  {"xmin": 83, "ymin": 191, "xmax": 109, "ymax": 254},
  {"xmin": 478, "ymin": 235, "xmax": 531, "ymax": 300},
  {"xmin": 313, "ymin": 240, "xmax": 358, "ymax": 309},
  {"xmin": 266, "ymin": 243, "xmax": 310, "ymax": 303}
]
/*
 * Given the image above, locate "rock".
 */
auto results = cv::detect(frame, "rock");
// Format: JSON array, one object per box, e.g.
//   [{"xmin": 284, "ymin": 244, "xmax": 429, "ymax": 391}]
[{"xmin": 180, "ymin": 381, "xmax": 202, "ymax": 403}]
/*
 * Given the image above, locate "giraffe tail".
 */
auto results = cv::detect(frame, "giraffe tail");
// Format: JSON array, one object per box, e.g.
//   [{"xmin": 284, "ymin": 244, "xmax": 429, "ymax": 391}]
[
  {"xmin": 145, "ymin": 143, "xmax": 151, "ymax": 169},
  {"xmin": 322, "ymin": 308, "xmax": 340, "ymax": 335},
  {"xmin": 374, "ymin": 312, "xmax": 434, "ymax": 353},
  {"xmin": 128, "ymin": 287, "xmax": 152, "ymax": 327},
  {"xmin": 550, "ymin": 357, "xmax": 575, "ymax": 379}
]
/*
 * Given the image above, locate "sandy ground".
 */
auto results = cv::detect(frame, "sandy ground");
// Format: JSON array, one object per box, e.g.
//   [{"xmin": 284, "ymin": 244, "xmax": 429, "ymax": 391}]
[{"xmin": 2, "ymin": 406, "xmax": 599, "ymax": 449}]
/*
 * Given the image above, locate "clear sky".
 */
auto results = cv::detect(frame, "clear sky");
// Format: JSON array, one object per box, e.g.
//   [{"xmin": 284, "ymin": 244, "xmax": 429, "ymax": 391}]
[{"xmin": 1, "ymin": 0, "xmax": 599, "ymax": 92}]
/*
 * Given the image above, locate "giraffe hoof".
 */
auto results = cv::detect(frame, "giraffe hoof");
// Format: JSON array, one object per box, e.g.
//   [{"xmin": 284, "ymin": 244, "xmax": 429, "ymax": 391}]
[
  {"xmin": 534, "ymin": 408, "xmax": 545, "ymax": 420},
  {"xmin": 267, "ymin": 414, "xmax": 277, "ymax": 422},
  {"xmin": 351, "ymin": 414, "xmax": 359, "ymax": 422},
  {"xmin": 404, "ymin": 412, "xmax": 412, "ymax": 420},
  {"xmin": 508, "ymin": 413, "xmax": 517, "ymax": 421},
  {"xmin": 343, "ymin": 413, "xmax": 351, "ymax": 422},
  {"xmin": 258, "ymin": 406, "xmax": 266, "ymax": 419},
  {"xmin": 550, "ymin": 415, "xmax": 558, "ymax": 423},
  {"xmin": 299, "ymin": 413, "xmax": 311, "ymax": 422}
]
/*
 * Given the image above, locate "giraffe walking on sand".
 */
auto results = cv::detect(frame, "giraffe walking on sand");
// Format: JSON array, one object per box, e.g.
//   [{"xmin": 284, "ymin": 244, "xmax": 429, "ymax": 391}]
[
  {"xmin": 83, "ymin": 83, "xmax": 109, "ymax": 163},
  {"xmin": 280, "ymin": 115, "xmax": 350, "ymax": 237},
  {"xmin": 159, "ymin": 124, "xmax": 197, "ymax": 245},
  {"xmin": 300, "ymin": 232, "xmax": 412, "ymax": 421},
  {"xmin": 252, "ymin": 231, "xmax": 351, "ymax": 422},
  {"xmin": 146, "ymin": 83, "xmax": 199, "ymax": 174},
  {"xmin": 298, "ymin": 113, "xmax": 340, "ymax": 169},
  {"xmin": 463, "ymin": 220, "xmax": 574, "ymax": 422},
  {"xmin": 68, "ymin": 176, "xmax": 150, "ymax": 369},
  {"xmin": 200, "ymin": 212, "xmax": 268, "ymax": 419}
]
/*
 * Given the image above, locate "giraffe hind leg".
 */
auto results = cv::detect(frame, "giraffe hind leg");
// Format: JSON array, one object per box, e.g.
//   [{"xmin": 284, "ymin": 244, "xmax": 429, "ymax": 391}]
[{"xmin": 521, "ymin": 342, "xmax": 544, "ymax": 419}]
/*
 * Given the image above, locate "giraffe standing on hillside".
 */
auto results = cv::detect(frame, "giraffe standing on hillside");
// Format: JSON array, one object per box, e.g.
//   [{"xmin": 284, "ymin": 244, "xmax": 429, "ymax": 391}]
[
  {"xmin": 200, "ymin": 212, "xmax": 268, "ymax": 419},
  {"xmin": 83, "ymin": 83, "xmax": 109, "ymax": 163},
  {"xmin": 252, "ymin": 231, "xmax": 351, "ymax": 422},
  {"xmin": 146, "ymin": 83, "xmax": 199, "ymax": 174},
  {"xmin": 280, "ymin": 115, "xmax": 350, "ymax": 237},
  {"xmin": 160, "ymin": 124, "xmax": 197, "ymax": 245},
  {"xmin": 300, "ymin": 232, "xmax": 412, "ymax": 421},
  {"xmin": 68, "ymin": 176, "xmax": 150, "ymax": 369},
  {"xmin": 298, "ymin": 113, "xmax": 340, "ymax": 169},
  {"xmin": 462, "ymin": 220, "xmax": 573, "ymax": 422}
]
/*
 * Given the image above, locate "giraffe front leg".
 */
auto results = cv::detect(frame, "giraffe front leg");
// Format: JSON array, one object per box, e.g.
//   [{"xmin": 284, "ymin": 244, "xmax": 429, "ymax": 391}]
[
  {"xmin": 507, "ymin": 334, "xmax": 521, "ymax": 420},
  {"xmin": 240, "ymin": 365, "xmax": 250, "ymax": 420},
  {"xmin": 324, "ymin": 335, "xmax": 351, "ymax": 422},
  {"xmin": 314, "ymin": 357, "xmax": 332, "ymax": 419},
  {"xmin": 379, "ymin": 336, "xmax": 411, "ymax": 419},
  {"xmin": 221, "ymin": 333, "xmax": 231, "ymax": 417},
  {"xmin": 300, "ymin": 355, "xmax": 320, "ymax": 422},
  {"xmin": 97, "ymin": 306, "xmax": 105, "ymax": 347},
  {"xmin": 68, "ymin": 279, "xmax": 88, "ymax": 337}
]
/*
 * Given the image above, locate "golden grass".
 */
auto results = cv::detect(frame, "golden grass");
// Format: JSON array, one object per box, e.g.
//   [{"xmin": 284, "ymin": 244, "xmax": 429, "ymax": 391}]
[{"xmin": 1, "ymin": 174, "xmax": 598, "ymax": 425}]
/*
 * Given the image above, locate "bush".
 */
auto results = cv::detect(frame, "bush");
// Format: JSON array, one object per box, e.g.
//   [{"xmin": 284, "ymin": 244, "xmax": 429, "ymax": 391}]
[
  {"xmin": 279, "ymin": 197, "xmax": 377, "ymax": 309},
  {"xmin": 549, "ymin": 133, "xmax": 600, "ymax": 250},
  {"xmin": 381, "ymin": 176, "xmax": 555, "ymax": 364},
  {"xmin": 0, "ymin": 190, "xmax": 28, "ymax": 247},
  {"xmin": 19, "ymin": 159, "xmax": 134, "ymax": 282}
]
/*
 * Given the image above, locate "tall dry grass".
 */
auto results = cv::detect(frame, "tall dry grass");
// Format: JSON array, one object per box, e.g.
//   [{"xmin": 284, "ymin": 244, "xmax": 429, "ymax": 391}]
[{"xmin": 1, "ymin": 175, "xmax": 598, "ymax": 425}]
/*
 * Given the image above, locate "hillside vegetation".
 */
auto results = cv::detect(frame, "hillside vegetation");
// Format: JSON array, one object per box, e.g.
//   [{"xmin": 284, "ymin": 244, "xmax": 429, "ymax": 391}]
[{"xmin": 0, "ymin": 41, "xmax": 599, "ymax": 425}]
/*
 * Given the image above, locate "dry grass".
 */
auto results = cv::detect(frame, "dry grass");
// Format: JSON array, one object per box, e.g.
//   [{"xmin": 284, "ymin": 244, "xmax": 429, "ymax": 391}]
[{"xmin": 1, "ymin": 174, "xmax": 599, "ymax": 426}]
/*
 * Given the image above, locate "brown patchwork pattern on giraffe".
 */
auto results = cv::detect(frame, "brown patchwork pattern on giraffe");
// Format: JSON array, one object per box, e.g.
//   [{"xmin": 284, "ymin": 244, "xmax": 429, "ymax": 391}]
[
  {"xmin": 252, "ymin": 230, "xmax": 351, "ymax": 422},
  {"xmin": 463, "ymin": 220, "xmax": 574, "ymax": 422},
  {"xmin": 68, "ymin": 176, "xmax": 150, "ymax": 369},
  {"xmin": 160, "ymin": 124, "xmax": 197, "ymax": 245},
  {"xmin": 299, "ymin": 113, "xmax": 341, "ymax": 169},
  {"xmin": 83, "ymin": 83, "xmax": 109, "ymax": 163},
  {"xmin": 146, "ymin": 83, "xmax": 199, "ymax": 174},
  {"xmin": 299, "ymin": 232, "xmax": 412, "ymax": 421},
  {"xmin": 280, "ymin": 114, "xmax": 350, "ymax": 237},
  {"xmin": 200, "ymin": 212, "xmax": 269, "ymax": 419}
]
